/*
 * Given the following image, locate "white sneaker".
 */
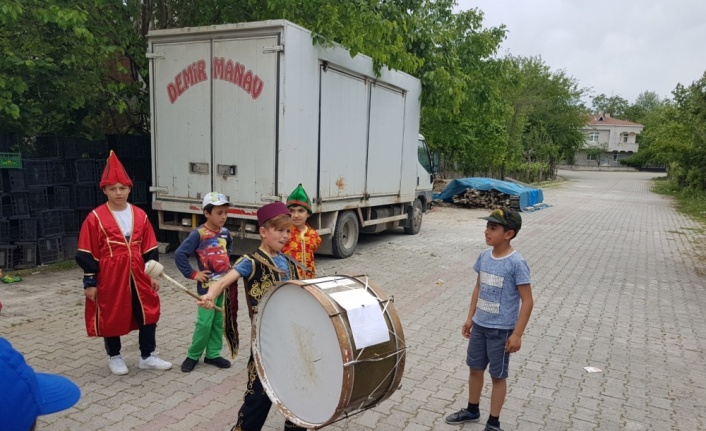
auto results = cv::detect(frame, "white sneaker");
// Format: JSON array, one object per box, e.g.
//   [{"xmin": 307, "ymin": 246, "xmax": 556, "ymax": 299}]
[
  {"xmin": 108, "ymin": 355, "xmax": 129, "ymax": 375},
  {"xmin": 138, "ymin": 352, "xmax": 173, "ymax": 370}
]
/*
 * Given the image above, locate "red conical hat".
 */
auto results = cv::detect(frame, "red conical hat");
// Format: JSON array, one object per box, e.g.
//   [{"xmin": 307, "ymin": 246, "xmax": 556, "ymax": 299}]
[{"xmin": 99, "ymin": 151, "xmax": 133, "ymax": 188}]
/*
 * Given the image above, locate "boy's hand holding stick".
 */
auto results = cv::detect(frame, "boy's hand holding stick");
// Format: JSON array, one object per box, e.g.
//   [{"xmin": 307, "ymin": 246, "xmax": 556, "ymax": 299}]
[{"xmin": 144, "ymin": 260, "xmax": 223, "ymax": 312}]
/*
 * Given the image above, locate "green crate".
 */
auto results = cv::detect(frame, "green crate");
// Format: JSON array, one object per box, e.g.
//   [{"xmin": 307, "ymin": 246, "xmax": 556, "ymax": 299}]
[{"xmin": 0, "ymin": 152, "xmax": 22, "ymax": 169}]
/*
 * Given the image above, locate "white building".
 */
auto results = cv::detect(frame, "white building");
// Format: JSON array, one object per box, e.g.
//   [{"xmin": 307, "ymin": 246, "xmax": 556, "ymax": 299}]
[{"xmin": 576, "ymin": 114, "xmax": 644, "ymax": 167}]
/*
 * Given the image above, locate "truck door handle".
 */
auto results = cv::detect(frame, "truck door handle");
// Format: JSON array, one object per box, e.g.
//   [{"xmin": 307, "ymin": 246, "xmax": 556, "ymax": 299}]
[
  {"xmin": 189, "ymin": 162, "xmax": 209, "ymax": 174},
  {"xmin": 217, "ymin": 164, "xmax": 237, "ymax": 176}
]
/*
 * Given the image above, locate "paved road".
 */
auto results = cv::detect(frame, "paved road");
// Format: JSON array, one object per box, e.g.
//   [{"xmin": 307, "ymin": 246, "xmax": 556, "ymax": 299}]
[{"xmin": 1, "ymin": 170, "xmax": 704, "ymax": 431}]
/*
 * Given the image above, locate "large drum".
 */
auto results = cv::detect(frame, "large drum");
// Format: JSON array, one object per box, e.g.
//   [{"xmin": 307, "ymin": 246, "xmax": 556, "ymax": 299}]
[{"xmin": 252, "ymin": 274, "xmax": 406, "ymax": 429}]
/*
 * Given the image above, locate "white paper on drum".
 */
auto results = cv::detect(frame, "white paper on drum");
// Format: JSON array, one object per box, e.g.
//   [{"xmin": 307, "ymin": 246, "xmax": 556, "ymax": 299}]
[{"xmin": 330, "ymin": 289, "xmax": 390, "ymax": 349}]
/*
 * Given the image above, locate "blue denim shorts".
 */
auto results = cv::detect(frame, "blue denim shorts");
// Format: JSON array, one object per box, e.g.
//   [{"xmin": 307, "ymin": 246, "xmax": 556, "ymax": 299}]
[{"xmin": 466, "ymin": 323, "xmax": 513, "ymax": 378}]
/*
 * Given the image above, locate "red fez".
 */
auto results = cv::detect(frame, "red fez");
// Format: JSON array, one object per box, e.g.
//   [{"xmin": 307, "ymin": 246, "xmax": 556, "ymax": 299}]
[
  {"xmin": 257, "ymin": 202, "xmax": 290, "ymax": 225},
  {"xmin": 100, "ymin": 151, "xmax": 133, "ymax": 188}
]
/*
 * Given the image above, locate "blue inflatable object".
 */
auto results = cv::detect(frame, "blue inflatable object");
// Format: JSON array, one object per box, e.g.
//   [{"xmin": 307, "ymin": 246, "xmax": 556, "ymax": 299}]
[{"xmin": 433, "ymin": 178, "xmax": 544, "ymax": 212}]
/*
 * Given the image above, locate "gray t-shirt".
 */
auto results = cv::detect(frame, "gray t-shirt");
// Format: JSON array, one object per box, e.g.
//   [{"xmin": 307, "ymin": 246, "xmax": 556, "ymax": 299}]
[{"xmin": 472, "ymin": 248, "xmax": 531, "ymax": 330}]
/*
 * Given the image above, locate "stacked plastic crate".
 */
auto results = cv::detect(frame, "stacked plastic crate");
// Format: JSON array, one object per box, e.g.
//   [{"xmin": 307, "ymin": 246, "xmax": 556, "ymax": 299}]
[
  {"xmin": 1, "ymin": 135, "xmax": 154, "ymax": 269},
  {"xmin": 1, "ymin": 160, "xmax": 36, "ymax": 269},
  {"xmin": 107, "ymin": 135, "xmax": 151, "ymax": 205},
  {"xmin": 25, "ymin": 159, "xmax": 76, "ymax": 266}
]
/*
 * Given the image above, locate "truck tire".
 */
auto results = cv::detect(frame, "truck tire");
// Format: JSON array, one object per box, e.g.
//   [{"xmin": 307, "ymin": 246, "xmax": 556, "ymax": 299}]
[
  {"xmin": 332, "ymin": 210, "xmax": 359, "ymax": 258},
  {"xmin": 404, "ymin": 199, "xmax": 423, "ymax": 235},
  {"xmin": 177, "ymin": 231, "xmax": 190, "ymax": 243}
]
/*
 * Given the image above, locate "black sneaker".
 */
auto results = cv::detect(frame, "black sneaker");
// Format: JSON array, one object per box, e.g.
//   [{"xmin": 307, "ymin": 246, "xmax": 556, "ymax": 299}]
[
  {"xmin": 204, "ymin": 356, "xmax": 231, "ymax": 368},
  {"xmin": 181, "ymin": 357, "xmax": 198, "ymax": 373},
  {"xmin": 484, "ymin": 424, "xmax": 504, "ymax": 431},
  {"xmin": 445, "ymin": 408, "xmax": 480, "ymax": 425}
]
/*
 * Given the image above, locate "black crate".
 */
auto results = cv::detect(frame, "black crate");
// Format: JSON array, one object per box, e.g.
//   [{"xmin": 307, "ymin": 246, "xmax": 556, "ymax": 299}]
[
  {"xmin": 74, "ymin": 158, "xmax": 100, "ymax": 184},
  {"xmin": 0, "ymin": 219, "xmax": 10, "ymax": 242},
  {"xmin": 28, "ymin": 186, "xmax": 72, "ymax": 210},
  {"xmin": 129, "ymin": 181, "xmax": 148, "ymax": 204},
  {"xmin": 0, "ymin": 218, "xmax": 37, "ymax": 242},
  {"xmin": 63, "ymin": 139, "xmax": 108, "ymax": 160},
  {"xmin": 13, "ymin": 241, "xmax": 38, "ymax": 268},
  {"xmin": 23, "ymin": 159, "xmax": 53, "ymax": 186},
  {"xmin": 107, "ymin": 135, "xmax": 151, "ymax": 160},
  {"xmin": 38, "ymin": 236, "xmax": 63, "ymax": 264},
  {"xmin": 23, "ymin": 158, "xmax": 74, "ymax": 186},
  {"xmin": 18, "ymin": 218, "xmax": 38, "ymax": 241},
  {"xmin": 36, "ymin": 210, "xmax": 64, "ymax": 237},
  {"xmin": 52, "ymin": 186, "xmax": 71, "ymax": 208},
  {"xmin": 12, "ymin": 193, "xmax": 29, "ymax": 217},
  {"xmin": 0, "ymin": 195, "xmax": 11, "ymax": 218},
  {"xmin": 0, "ymin": 193, "xmax": 29, "ymax": 218},
  {"xmin": 62, "ymin": 209, "xmax": 80, "ymax": 234},
  {"xmin": 8, "ymin": 169, "xmax": 26, "ymax": 192},
  {"xmin": 76, "ymin": 210, "xmax": 91, "ymax": 227},
  {"xmin": 72, "ymin": 184, "xmax": 99, "ymax": 209},
  {"xmin": 62, "ymin": 235, "xmax": 78, "ymax": 260},
  {"xmin": 94, "ymin": 158, "xmax": 105, "ymax": 175},
  {"xmin": 51, "ymin": 159, "xmax": 74, "ymax": 184},
  {"xmin": 121, "ymin": 158, "xmax": 151, "ymax": 182},
  {"xmin": 28, "ymin": 186, "xmax": 49, "ymax": 211},
  {"xmin": 0, "ymin": 245, "xmax": 17, "ymax": 270},
  {"xmin": 34, "ymin": 135, "xmax": 63, "ymax": 158}
]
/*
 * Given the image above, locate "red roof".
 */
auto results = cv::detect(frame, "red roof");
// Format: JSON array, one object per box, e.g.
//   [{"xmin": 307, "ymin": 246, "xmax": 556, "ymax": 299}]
[{"xmin": 588, "ymin": 115, "xmax": 643, "ymax": 127}]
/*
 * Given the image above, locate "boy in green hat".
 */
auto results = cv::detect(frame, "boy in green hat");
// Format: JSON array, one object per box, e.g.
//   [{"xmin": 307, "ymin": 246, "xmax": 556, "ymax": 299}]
[{"xmin": 282, "ymin": 183, "xmax": 321, "ymax": 279}]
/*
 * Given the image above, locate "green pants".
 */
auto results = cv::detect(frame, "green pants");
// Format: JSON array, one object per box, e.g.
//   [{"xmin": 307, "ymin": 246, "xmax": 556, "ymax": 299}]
[{"xmin": 187, "ymin": 292, "xmax": 225, "ymax": 360}]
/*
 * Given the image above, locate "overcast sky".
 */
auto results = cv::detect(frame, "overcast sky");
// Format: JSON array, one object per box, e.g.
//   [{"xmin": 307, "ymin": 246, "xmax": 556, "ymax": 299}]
[{"xmin": 456, "ymin": 0, "xmax": 706, "ymax": 104}]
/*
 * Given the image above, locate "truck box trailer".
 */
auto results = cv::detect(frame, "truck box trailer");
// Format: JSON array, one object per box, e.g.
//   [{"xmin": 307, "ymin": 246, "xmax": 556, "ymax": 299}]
[{"xmin": 147, "ymin": 20, "xmax": 433, "ymax": 257}]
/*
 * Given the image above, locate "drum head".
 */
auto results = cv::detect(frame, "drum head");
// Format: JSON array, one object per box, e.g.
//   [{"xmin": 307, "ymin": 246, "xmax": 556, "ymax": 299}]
[{"xmin": 256, "ymin": 283, "xmax": 344, "ymax": 425}]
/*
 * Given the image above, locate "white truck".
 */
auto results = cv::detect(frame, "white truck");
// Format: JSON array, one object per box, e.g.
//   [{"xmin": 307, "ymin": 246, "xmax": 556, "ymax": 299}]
[{"xmin": 147, "ymin": 20, "xmax": 434, "ymax": 257}]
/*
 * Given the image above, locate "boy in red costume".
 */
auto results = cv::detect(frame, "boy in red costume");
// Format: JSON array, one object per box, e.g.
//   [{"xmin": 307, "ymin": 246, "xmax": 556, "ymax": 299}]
[
  {"xmin": 282, "ymin": 184, "xmax": 321, "ymax": 279},
  {"xmin": 76, "ymin": 151, "xmax": 172, "ymax": 375}
]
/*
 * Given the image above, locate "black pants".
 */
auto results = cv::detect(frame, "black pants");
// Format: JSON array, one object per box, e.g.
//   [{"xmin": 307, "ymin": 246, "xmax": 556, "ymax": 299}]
[
  {"xmin": 104, "ymin": 283, "xmax": 156, "ymax": 359},
  {"xmin": 231, "ymin": 354, "xmax": 306, "ymax": 431}
]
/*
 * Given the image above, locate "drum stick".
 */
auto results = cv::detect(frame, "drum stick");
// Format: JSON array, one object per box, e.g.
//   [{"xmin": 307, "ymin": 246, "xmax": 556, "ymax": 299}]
[{"xmin": 144, "ymin": 260, "xmax": 223, "ymax": 312}]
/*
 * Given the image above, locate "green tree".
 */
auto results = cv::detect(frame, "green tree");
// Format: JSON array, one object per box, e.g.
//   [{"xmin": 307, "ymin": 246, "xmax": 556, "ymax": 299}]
[
  {"xmin": 623, "ymin": 91, "xmax": 663, "ymax": 124},
  {"xmin": 0, "ymin": 0, "xmax": 104, "ymax": 135},
  {"xmin": 0, "ymin": 0, "xmax": 155, "ymax": 136},
  {"xmin": 644, "ymin": 72, "xmax": 706, "ymax": 189},
  {"xmin": 499, "ymin": 56, "xmax": 588, "ymax": 179},
  {"xmin": 592, "ymin": 93, "xmax": 629, "ymax": 118}
]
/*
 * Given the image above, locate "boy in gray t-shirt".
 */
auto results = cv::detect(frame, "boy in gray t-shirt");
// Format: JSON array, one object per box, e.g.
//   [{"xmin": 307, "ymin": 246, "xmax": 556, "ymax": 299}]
[{"xmin": 445, "ymin": 208, "xmax": 534, "ymax": 431}]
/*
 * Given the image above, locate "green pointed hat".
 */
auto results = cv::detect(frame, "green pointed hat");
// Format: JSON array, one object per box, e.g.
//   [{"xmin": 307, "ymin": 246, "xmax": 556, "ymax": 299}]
[{"xmin": 287, "ymin": 183, "xmax": 312, "ymax": 214}]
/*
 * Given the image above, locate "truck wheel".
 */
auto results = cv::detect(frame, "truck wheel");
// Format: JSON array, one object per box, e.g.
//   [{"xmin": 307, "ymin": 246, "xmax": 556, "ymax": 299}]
[
  {"xmin": 404, "ymin": 199, "xmax": 423, "ymax": 235},
  {"xmin": 177, "ymin": 231, "xmax": 190, "ymax": 243},
  {"xmin": 332, "ymin": 210, "xmax": 359, "ymax": 258}
]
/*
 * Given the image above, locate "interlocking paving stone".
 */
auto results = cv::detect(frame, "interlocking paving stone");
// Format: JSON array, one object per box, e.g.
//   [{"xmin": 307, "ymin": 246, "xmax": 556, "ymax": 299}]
[{"xmin": 1, "ymin": 171, "xmax": 705, "ymax": 430}]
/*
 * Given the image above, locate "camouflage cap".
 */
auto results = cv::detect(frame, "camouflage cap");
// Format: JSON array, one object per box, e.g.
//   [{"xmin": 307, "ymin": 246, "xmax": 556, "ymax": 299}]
[{"xmin": 480, "ymin": 207, "xmax": 522, "ymax": 234}]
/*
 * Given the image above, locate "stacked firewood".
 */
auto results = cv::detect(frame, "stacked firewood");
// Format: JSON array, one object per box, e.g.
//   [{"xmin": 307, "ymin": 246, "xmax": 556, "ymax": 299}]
[{"xmin": 452, "ymin": 188, "xmax": 520, "ymax": 210}]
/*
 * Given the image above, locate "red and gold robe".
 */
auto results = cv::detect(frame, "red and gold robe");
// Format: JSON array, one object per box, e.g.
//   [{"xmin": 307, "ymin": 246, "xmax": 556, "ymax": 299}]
[
  {"xmin": 282, "ymin": 224, "xmax": 321, "ymax": 279},
  {"xmin": 76, "ymin": 204, "xmax": 160, "ymax": 337}
]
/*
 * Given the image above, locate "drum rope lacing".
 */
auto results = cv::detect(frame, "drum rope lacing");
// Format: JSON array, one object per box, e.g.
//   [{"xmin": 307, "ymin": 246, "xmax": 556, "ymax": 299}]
[{"xmin": 343, "ymin": 276, "xmax": 408, "ymax": 408}]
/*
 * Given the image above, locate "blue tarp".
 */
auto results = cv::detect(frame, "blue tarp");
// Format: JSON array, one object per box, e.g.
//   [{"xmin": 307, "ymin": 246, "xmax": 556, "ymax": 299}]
[{"xmin": 433, "ymin": 178, "xmax": 544, "ymax": 212}]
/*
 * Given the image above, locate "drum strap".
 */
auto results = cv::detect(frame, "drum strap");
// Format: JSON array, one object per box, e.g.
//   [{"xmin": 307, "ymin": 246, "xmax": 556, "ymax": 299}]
[
  {"xmin": 251, "ymin": 253, "xmax": 286, "ymax": 275},
  {"xmin": 250, "ymin": 253, "xmax": 314, "ymax": 277},
  {"xmin": 282, "ymin": 254, "xmax": 315, "ymax": 277}
]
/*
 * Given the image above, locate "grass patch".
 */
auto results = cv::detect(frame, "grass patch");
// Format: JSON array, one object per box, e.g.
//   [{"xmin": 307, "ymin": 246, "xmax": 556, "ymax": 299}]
[
  {"xmin": 652, "ymin": 178, "xmax": 706, "ymax": 223},
  {"xmin": 533, "ymin": 176, "xmax": 569, "ymax": 189}
]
